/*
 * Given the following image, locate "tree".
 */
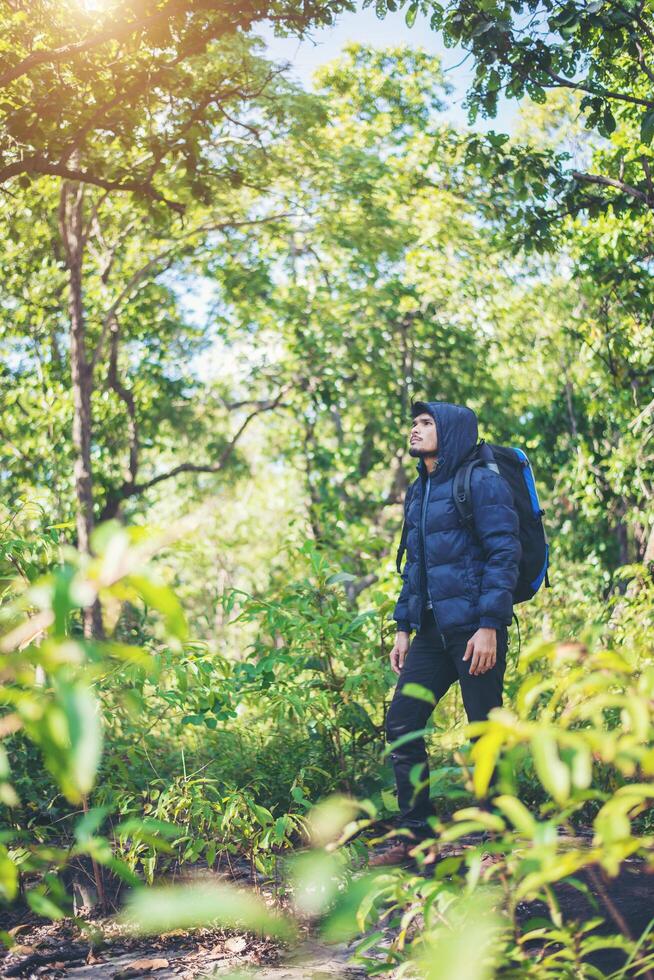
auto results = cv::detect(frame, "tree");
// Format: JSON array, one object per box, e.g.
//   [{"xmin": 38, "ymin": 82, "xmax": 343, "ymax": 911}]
[
  {"xmin": 0, "ymin": 35, "xmax": 322, "ymax": 634},
  {"xmin": 205, "ymin": 45, "xmax": 547, "ymax": 589},
  {"xmin": 469, "ymin": 91, "xmax": 654, "ymax": 573},
  {"xmin": 364, "ymin": 0, "xmax": 654, "ymax": 233},
  {"xmin": 0, "ymin": 0, "xmax": 354, "ymax": 197}
]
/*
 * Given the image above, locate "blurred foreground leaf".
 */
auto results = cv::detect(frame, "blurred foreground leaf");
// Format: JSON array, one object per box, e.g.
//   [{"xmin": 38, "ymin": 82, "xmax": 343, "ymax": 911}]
[
  {"xmin": 288, "ymin": 849, "xmax": 342, "ymax": 915},
  {"xmin": 412, "ymin": 889, "xmax": 504, "ymax": 980},
  {"xmin": 305, "ymin": 794, "xmax": 363, "ymax": 847},
  {"xmin": 119, "ymin": 881, "xmax": 295, "ymax": 938}
]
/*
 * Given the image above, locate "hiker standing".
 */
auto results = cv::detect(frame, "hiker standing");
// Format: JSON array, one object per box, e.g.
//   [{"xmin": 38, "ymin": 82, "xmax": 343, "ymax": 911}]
[{"xmin": 371, "ymin": 400, "xmax": 523, "ymax": 867}]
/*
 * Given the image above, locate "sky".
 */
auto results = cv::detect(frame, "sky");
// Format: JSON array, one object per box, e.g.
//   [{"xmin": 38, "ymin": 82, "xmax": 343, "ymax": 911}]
[{"xmin": 256, "ymin": 5, "xmax": 520, "ymax": 134}]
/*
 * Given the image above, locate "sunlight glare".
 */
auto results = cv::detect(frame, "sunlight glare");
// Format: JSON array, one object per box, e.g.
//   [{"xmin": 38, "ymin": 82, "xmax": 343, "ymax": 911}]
[{"xmin": 78, "ymin": 0, "xmax": 109, "ymax": 11}]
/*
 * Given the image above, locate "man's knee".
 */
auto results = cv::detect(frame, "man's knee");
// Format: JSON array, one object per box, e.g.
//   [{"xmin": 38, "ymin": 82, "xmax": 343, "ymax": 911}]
[
  {"xmin": 385, "ymin": 702, "xmax": 404, "ymax": 744},
  {"xmin": 385, "ymin": 700, "xmax": 425, "ymax": 760}
]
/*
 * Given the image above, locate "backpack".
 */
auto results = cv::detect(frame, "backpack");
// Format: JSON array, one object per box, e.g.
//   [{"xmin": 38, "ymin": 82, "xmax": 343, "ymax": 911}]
[{"xmin": 395, "ymin": 439, "xmax": 551, "ymax": 604}]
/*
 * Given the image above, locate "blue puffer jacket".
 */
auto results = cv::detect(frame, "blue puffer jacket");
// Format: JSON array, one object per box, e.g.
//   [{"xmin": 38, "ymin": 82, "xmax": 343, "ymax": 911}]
[{"xmin": 393, "ymin": 401, "xmax": 521, "ymax": 638}]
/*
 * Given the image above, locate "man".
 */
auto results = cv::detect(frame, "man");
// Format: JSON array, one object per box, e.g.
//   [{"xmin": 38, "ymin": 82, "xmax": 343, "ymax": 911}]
[{"xmin": 370, "ymin": 400, "xmax": 521, "ymax": 867}]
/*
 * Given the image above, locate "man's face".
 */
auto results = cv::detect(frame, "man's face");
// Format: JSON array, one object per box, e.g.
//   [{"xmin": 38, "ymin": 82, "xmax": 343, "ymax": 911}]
[{"xmin": 409, "ymin": 412, "xmax": 438, "ymax": 456}]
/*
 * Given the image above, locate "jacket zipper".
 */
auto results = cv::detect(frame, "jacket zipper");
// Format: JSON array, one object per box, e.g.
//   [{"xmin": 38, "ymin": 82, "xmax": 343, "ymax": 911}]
[{"xmin": 421, "ymin": 468, "xmax": 447, "ymax": 647}]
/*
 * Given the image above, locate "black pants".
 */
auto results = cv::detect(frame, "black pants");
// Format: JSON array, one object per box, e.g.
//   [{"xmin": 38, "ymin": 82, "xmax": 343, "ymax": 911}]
[{"xmin": 385, "ymin": 605, "xmax": 508, "ymax": 840}]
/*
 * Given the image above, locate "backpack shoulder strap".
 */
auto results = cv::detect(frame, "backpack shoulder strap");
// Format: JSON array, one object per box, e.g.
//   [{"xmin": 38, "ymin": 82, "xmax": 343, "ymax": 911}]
[
  {"xmin": 453, "ymin": 440, "xmax": 501, "ymax": 532},
  {"xmin": 395, "ymin": 481, "xmax": 416, "ymax": 575},
  {"xmin": 453, "ymin": 458, "xmax": 484, "ymax": 530}
]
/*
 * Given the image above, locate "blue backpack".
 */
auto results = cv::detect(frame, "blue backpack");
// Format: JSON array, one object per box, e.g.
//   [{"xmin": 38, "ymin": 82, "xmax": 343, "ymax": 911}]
[{"xmin": 396, "ymin": 439, "xmax": 550, "ymax": 604}]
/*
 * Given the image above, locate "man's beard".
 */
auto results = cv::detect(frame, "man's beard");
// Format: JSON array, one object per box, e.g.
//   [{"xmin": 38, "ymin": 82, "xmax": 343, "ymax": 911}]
[{"xmin": 409, "ymin": 444, "xmax": 435, "ymax": 458}]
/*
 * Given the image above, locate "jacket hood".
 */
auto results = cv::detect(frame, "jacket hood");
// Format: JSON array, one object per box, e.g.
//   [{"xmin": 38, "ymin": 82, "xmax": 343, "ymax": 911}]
[{"xmin": 412, "ymin": 400, "xmax": 478, "ymax": 482}]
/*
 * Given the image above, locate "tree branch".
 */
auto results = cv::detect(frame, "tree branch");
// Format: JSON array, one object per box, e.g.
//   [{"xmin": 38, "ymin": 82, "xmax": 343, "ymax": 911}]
[
  {"xmin": 543, "ymin": 66, "xmax": 654, "ymax": 109},
  {"xmin": 0, "ymin": 158, "xmax": 186, "ymax": 212},
  {"xmin": 0, "ymin": 3, "xmax": 177, "ymax": 88},
  {"xmin": 641, "ymin": 155, "xmax": 654, "ymax": 204},
  {"xmin": 90, "ymin": 211, "xmax": 300, "ymax": 371},
  {"xmin": 99, "ymin": 385, "xmax": 292, "ymax": 519},
  {"xmin": 571, "ymin": 169, "xmax": 649, "ymax": 204},
  {"xmin": 633, "ymin": 39, "xmax": 654, "ymax": 86},
  {"xmin": 60, "ymin": 44, "xmax": 208, "ymax": 166}
]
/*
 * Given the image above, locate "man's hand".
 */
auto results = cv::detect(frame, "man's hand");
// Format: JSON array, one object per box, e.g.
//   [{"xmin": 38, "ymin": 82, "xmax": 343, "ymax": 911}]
[
  {"xmin": 463, "ymin": 627, "xmax": 497, "ymax": 675},
  {"xmin": 390, "ymin": 631, "xmax": 410, "ymax": 675}
]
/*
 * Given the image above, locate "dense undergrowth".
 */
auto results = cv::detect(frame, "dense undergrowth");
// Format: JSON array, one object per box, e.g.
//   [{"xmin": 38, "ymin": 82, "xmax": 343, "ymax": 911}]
[{"xmin": 1, "ymin": 506, "xmax": 653, "ymax": 977}]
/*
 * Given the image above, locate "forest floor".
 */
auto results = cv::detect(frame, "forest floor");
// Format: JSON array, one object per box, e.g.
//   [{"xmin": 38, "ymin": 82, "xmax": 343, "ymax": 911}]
[
  {"xmin": 0, "ymin": 849, "xmax": 371, "ymax": 980},
  {"xmin": 1, "ymin": 833, "xmax": 652, "ymax": 979}
]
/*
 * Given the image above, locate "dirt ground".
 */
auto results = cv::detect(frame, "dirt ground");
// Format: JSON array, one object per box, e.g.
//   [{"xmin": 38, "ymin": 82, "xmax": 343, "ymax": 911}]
[
  {"xmin": 517, "ymin": 860, "xmax": 654, "ymax": 974},
  {"xmin": 0, "ymin": 851, "xmax": 369, "ymax": 980},
  {"xmin": 1, "ymin": 837, "xmax": 653, "ymax": 979}
]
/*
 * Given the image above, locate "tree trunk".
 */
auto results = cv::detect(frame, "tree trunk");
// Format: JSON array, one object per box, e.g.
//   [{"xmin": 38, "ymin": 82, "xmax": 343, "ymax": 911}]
[
  {"xmin": 59, "ymin": 180, "xmax": 102, "ymax": 638},
  {"xmin": 645, "ymin": 520, "xmax": 654, "ymax": 577},
  {"xmin": 615, "ymin": 493, "xmax": 630, "ymax": 550}
]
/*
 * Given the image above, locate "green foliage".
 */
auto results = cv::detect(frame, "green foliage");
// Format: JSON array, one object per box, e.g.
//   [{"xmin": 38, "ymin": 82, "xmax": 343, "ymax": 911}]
[
  {"xmin": 114, "ymin": 776, "xmax": 308, "ymax": 883},
  {"xmin": 224, "ymin": 540, "xmax": 387, "ymax": 792},
  {"xmin": 0, "ymin": 0, "xmax": 354, "ymax": 197},
  {"xmin": 364, "ymin": 0, "xmax": 654, "ymax": 227},
  {"xmin": 0, "ymin": 516, "xmax": 190, "ymax": 910},
  {"xmin": 0, "ymin": 22, "xmax": 653, "ymax": 980}
]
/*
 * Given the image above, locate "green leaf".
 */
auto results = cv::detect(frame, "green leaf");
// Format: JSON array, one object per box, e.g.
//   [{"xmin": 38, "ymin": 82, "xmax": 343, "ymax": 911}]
[
  {"xmin": 571, "ymin": 745, "xmax": 592, "ymax": 789},
  {"xmin": 291, "ymin": 785, "xmax": 306, "ymax": 804},
  {"xmin": 26, "ymin": 889, "xmax": 67, "ymax": 920},
  {"xmin": 641, "ymin": 110, "xmax": 654, "ymax": 145},
  {"xmin": 115, "ymin": 817, "xmax": 181, "ymax": 840},
  {"xmin": 120, "ymin": 881, "xmax": 295, "ymax": 938},
  {"xmin": 383, "ymin": 725, "xmax": 434, "ymax": 756},
  {"xmin": 0, "ymin": 845, "xmax": 19, "ymax": 902},
  {"xmin": 288, "ymin": 850, "xmax": 340, "ymax": 915},
  {"xmin": 493, "ymin": 795, "xmax": 537, "ymax": 834},
  {"xmin": 602, "ymin": 106, "xmax": 616, "ymax": 134},
  {"xmin": 320, "ymin": 872, "xmax": 383, "ymax": 942},
  {"xmin": 413, "ymin": 890, "xmax": 503, "ymax": 979},
  {"xmin": 305, "ymin": 794, "xmax": 362, "ymax": 846},
  {"xmin": 251, "ymin": 803, "xmax": 274, "ymax": 825},
  {"xmin": 54, "ymin": 681, "xmax": 103, "ymax": 802},
  {"xmin": 274, "ymin": 816, "xmax": 290, "ymax": 841},
  {"xmin": 128, "ymin": 574, "xmax": 188, "ymax": 641},
  {"xmin": 326, "ymin": 571, "xmax": 357, "ymax": 585},
  {"xmin": 531, "ymin": 733, "xmax": 570, "ymax": 803},
  {"xmin": 75, "ymin": 804, "xmax": 112, "ymax": 842},
  {"xmin": 470, "ymin": 729, "xmax": 505, "ymax": 797},
  {"xmin": 104, "ymin": 642, "xmax": 156, "ymax": 670},
  {"xmin": 405, "ymin": 3, "xmax": 418, "ymax": 27},
  {"xmin": 401, "ymin": 682, "xmax": 436, "ymax": 705},
  {"xmin": 486, "ymin": 69, "xmax": 501, "ymax": 92},
  {"xmin": 0, "ymin": 745, "xmax": 10, "ymax": 780}
]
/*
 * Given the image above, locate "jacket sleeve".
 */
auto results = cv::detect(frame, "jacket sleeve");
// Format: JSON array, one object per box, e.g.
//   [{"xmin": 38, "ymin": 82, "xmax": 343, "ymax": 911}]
[
  {"xmin": 470, "ymin": 468, "xmax": 521, "ymax": 629},
  {"xmin": 392, "ymin": 481, "xmax": 415, "ymax": 634},
  {"xmin": 392, "ymin": 569, "xmax": 411, "ymax": 634}
]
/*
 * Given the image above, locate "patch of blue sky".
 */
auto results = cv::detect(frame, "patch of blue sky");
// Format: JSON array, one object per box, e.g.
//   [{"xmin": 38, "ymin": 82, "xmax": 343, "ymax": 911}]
[{"xmin": 255, "ymin": 5, "xmax": 520, "ymax": 135}]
